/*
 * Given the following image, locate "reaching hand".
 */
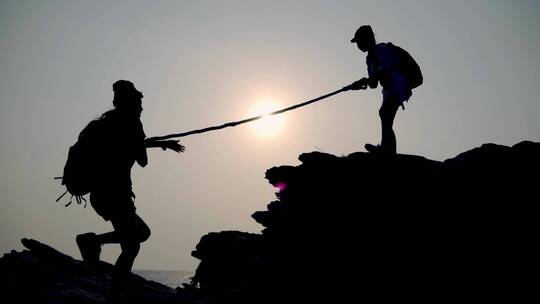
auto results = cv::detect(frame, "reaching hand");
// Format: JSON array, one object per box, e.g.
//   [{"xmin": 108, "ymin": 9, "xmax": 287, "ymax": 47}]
[
  {"xmin": 345, "ymin": 78, "xmax": 368, "ymax": 91},
  {"xmin": 160, "ymin": 140, "xmax": 186, "ymax": 153}
]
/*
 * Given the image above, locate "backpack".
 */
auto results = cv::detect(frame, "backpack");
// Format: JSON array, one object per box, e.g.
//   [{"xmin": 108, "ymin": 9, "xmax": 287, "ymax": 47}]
[
  {"xmin": 56, "ymin": 119, "xmax": 104, "ymax": 207},
  {"xmin": 390, "ymin": 43, "xmax": 423, "ymax": 89}
]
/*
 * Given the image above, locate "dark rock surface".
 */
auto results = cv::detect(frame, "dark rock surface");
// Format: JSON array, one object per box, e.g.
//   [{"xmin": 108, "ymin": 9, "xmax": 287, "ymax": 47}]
[
  {"xmin": 0, "ymin": 238, "xmax": 206, "ymax": 303},
  {"xmin": 191, "ymin": 141, "xmax": 538, "ymax": 303},
  {"xmin": 1, "ymin": 141, "xmax": 537, "ymax": 303}
]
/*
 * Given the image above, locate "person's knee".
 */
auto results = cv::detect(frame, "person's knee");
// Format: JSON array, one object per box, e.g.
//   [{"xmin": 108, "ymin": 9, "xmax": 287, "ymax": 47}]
[
  {"xmin": 135, "ymin": 215, "xmax": 151, "ymax": 243},
  {"xmin": 378, "ymin": 106, "xmax": 386, "ymax": 119},
  {"xmin": 139, "ymin": 225, "xmax": 151, "ymax": 243}
]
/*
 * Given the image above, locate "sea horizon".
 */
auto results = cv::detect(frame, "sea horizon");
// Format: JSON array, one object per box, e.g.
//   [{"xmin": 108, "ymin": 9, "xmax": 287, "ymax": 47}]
[{"xmin": 134, "ymin": 269, "xmax": 195, "ymax": 289}]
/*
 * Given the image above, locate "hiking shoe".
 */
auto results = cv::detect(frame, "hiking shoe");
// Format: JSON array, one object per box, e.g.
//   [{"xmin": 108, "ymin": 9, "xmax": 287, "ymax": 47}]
[
  {"xmin": 365, "ymin": 143, "xmax": 381, "ymax": 153},
  {"xmin": 76, "ymin": 232, "xmax": 101, "ymax": 264}
]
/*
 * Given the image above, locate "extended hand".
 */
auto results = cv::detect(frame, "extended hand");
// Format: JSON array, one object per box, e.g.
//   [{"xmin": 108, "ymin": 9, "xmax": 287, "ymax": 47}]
[
  {"xmin": 344, "ymin": 78, "xmax": 368, "ymax": 91},
  {"xmin": 160, "ymin": 140, "xmax": 186, "ymax": 153}
]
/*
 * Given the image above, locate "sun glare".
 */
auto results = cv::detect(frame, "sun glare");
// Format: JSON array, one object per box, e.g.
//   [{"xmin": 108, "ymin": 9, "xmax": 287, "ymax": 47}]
[{"xmin": 249, "ymin": 100, "xmax": 286, "ymax": 138}]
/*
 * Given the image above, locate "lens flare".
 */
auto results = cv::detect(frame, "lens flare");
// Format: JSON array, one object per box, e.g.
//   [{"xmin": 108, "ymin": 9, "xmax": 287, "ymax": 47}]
[{"xmin": 274, "ymin": 182, "xmax": 287, "ymax": 192}]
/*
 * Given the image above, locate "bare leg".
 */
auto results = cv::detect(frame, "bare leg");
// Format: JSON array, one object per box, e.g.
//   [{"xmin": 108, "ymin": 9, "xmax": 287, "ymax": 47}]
[
  {"xmin": 107, "ymin": 213, "xmax": 151, "ymax": 299},
  {"xmin": 95, "ymin": 213, "xmax": 151, "ymax": 245},
  {"xmin": 379, "ymin": 100, "xmax": 400, "ymax": 155},
  {"xmin": 95, "ymin": 231, "xmax": 121, "ymax": 244}
]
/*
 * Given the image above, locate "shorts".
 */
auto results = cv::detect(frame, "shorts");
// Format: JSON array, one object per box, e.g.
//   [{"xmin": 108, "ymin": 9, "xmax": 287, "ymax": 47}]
[
  {"xmin": 90, "ymin": 189, "xmax": 136, "ymax": 221},
  {"xmin": 382, "ymin": 71, "xmax": 412, "ymax": 106}
]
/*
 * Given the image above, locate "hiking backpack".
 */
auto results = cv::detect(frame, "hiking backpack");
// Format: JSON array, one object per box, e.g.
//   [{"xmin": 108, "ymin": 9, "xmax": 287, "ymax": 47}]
[
  {"xmin": 390, "ymin": 43, "xmax": 423, "ymax": 89},
  {"xmin": 56, "ymin": 119, "xmax": 103, "ymax": 207}
]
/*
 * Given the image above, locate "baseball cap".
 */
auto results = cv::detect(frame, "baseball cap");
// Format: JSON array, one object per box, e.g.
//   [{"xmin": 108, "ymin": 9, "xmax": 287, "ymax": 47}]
[{"xmin": 351, "ymin": 25, "xmax": 373, "ymax": 43}]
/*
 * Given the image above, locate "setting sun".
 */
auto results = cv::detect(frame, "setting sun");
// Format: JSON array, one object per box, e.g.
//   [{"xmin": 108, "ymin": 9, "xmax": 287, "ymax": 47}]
[{"xmin": 248, "ymin": 100, "xmax": 286, "ymax": 137}]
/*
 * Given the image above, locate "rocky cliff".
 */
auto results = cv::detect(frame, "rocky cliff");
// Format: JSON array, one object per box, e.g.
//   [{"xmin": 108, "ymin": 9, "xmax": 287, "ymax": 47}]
[
  {"xmin": 1, "ymin": 141, "xmax": 538, "ymax": 303},
  {"xmin": 191, "ymin": 141, "xmax": 538, "ymax": 303},
  {"xmin": 0, "ymin": 238, "xmax": 205, "ymax": 303}
]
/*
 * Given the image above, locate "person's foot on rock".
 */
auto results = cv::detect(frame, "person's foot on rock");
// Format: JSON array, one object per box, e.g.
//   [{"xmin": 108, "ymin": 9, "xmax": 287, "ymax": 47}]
[
  {"xmin": 365, "ymin": 143, "xmax": 381, "ymax": 153},
  {"xmin": 76, "ymin": 232, "xmax": 101, "ymax": 264}
]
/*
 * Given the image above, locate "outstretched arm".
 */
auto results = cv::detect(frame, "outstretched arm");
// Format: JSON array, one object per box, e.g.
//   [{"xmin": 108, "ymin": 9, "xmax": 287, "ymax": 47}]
[{"xmin": 145, "ymin": 138, "xmax": 186, "ymax": 153}]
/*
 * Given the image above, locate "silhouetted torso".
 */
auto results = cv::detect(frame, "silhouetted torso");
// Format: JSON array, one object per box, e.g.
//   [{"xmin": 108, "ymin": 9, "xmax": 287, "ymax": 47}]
[
  {"xmin": 83, "ymin": 109, "xmax": 146, "ymax": 220},
  {"xmin": 366, "ymin": 43, "xmax": 412, "ymax": 103}
]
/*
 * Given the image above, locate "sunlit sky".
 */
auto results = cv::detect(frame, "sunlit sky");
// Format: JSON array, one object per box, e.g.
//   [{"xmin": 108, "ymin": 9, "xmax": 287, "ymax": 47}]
[{"xmin": 1, "ymin": 1, "xmax": 539, "ymax": 271}]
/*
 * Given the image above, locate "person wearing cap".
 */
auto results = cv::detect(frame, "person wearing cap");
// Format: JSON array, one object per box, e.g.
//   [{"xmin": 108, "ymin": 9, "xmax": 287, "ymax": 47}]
[
  {"xmin": 75, "ymin": 80, "xmax": 185, "ymax": 301},
  {"xmin": 347, "ymin": 25, "xmax": 413, "ymax": 155}
]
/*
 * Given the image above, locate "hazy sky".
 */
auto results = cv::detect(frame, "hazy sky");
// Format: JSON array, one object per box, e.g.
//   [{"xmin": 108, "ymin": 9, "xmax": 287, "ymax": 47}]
[{"xmin": 1, "ymin": 0, "xmax": 539, "ymax": 271}]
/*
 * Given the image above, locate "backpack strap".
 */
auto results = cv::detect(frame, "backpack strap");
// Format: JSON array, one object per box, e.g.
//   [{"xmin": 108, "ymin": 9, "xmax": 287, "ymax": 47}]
[
  {"xmin": 55, "ymin": 190, "xmax": 68, "ymax": 202},
  {"xmin": 64, "ymin": 194, "xmax": 87, "ymax": 208}
]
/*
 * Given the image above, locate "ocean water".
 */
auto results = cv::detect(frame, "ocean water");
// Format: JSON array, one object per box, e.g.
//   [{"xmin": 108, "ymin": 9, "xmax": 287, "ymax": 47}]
[{"xmin": 134, "ymin": 270, "xmax": 194, "ymax": 288}]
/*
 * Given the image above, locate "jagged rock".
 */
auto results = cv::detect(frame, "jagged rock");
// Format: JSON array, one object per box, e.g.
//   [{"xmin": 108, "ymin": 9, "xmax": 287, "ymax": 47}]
[
  {"xmin": 190, "ymin": 231, "xmax": 271, "ymax": 303},
  {"xmin": 2, "ymin": 141, "xmax": 537, "ymax": 303},
  {"xmin": 0, "ymin": 239, "xmax": 206, "ymax": 304},
  {"xmin": 191, "ymin": 141, "xmax": 538, "ymax": 303}
]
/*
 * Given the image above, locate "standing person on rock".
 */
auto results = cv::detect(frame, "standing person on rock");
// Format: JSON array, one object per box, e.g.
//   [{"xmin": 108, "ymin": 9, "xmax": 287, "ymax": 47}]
[
  {"xmin": 75, "ymin": 80, "xmax": 185, "ymax": 301},
  {"xmin": 346, "ymin": 25, "xmax": 422, "ymax": 155}
]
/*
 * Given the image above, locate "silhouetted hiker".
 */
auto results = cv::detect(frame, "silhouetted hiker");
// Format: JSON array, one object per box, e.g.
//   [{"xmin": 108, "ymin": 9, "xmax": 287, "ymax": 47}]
[
  {"xmin": 346, "ymin": 25, "xmax": 422, "ymax": 155},
  {"xmin": 75, "ymin": 80, "xmax": 185, "ymax": 301}
]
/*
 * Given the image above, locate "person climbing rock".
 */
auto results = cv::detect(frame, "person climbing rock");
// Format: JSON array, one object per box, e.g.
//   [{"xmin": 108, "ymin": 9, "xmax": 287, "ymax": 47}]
[
  {"xmin": 346, "ymin": 25, "xmax": 422, "ymax": 155},
  {"xmin": 74, "ymin": 80, "xmax": 185, "ymax": 301}
]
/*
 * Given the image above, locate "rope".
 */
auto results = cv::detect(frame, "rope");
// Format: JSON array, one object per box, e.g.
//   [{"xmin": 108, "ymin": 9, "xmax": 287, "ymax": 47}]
[{"xmin": 147, "ymin": 86, "xmax": 349, "ymax": 141}]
